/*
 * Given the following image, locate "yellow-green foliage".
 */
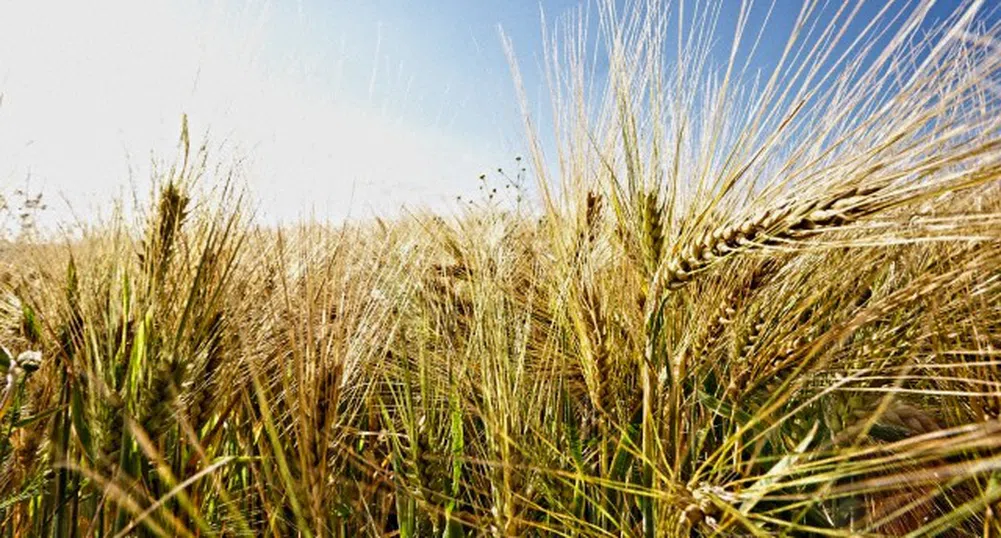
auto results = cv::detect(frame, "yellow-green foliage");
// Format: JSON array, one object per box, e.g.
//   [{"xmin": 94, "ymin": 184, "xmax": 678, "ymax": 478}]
[{"xmin": 3, "ymin": 1, "xmax": 1001, "ymax": 536}]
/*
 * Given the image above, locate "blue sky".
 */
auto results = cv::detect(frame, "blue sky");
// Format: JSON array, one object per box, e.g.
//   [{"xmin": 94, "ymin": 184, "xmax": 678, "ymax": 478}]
[{"xmin": 0, "ymin": 0, "xmax": 982, "ymax": 230}]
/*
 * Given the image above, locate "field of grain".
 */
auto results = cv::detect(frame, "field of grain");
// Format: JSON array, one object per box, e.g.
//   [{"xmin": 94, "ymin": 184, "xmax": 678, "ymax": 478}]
[{"xmin": 3, "ymin": 1, "xmax": 1001, "ymax": 536}]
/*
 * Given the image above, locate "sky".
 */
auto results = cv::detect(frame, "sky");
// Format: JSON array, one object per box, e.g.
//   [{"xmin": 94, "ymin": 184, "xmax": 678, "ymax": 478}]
[{"xmin": 0, "ymin": 0, "xmax": 979, "ymax": 232}]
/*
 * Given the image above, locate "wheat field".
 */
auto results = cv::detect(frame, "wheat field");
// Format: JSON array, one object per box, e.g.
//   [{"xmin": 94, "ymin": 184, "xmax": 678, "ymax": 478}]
[{"xmin": 3, "ymin": 1, "xmax": 1001, "ymax": 536}]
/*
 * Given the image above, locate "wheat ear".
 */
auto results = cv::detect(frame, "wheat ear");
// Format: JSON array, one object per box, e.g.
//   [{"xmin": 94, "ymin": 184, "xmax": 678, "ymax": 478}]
[{"xmin": 659, "ymin": 183, "xmax": 888, "ymax": 291}]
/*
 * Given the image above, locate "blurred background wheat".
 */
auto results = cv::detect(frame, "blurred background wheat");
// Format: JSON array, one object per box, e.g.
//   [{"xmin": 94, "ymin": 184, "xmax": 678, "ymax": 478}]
[{"xmin": 3, "ymin": 0, "xmax": 1001, "ymax": 536}]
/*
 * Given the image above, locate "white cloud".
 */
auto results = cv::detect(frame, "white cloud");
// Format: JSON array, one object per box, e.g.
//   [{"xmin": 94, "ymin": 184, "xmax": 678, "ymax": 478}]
[{"xmin": 0, "ymin": 0, "xmax": 512, "ymax": 231}]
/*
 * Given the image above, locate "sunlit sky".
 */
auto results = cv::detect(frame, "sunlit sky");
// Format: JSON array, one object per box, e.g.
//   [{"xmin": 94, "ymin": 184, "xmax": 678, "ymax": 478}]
[{"xmin": 0, "ymin": 0, "xmax": 973, "ymax": 229}]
